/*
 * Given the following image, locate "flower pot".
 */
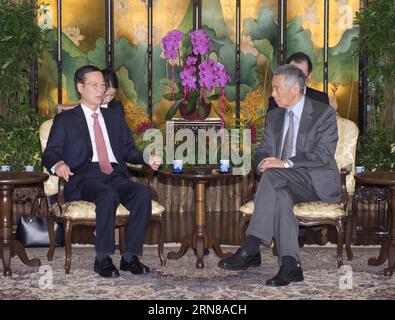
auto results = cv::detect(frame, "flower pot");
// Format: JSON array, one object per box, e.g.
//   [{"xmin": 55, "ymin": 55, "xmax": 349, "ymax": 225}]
[{"xmin": 179, "ymin": 101, "xmax": 211, "ymax": 121}]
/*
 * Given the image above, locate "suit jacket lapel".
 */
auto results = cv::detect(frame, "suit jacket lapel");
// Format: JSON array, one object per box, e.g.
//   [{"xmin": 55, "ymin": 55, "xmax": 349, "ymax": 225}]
[
  {"xmin": 73, "ymin": 105, "xmax": 93, "ymax": 155},
  {"xmin": 101, "ymin": 108, "xmax": 119, "ymax": 162},
  {"xmin": 296, "ymin": 97, "xmax": 313, "ymax": 155}
]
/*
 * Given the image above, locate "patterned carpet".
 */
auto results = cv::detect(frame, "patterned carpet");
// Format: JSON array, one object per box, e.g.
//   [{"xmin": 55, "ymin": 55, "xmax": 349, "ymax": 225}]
[{"xmin": 1, "ymin": 244, "xmax": 395, "ymax": 300}]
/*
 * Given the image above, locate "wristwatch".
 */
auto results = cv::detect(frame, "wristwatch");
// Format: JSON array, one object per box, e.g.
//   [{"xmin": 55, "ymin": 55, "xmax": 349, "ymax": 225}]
[{"xmin": 283, "ymin": 160, "xmax": 291, "ymax": 168}]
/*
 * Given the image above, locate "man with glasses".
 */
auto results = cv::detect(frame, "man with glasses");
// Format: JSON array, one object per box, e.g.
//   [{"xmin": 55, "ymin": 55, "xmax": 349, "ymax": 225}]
[
  {"xmin": 268, "ymin": 52, "xmax": 329, "ymax": 113},
  {"xmin": 42, "ymin": 65, "xmax": 162, "ymax": 278}
]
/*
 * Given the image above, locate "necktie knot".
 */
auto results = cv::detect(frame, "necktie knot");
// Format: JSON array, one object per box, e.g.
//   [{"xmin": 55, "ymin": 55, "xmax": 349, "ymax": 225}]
[{"xmin": 92, "ymin": 113, "xmax": 98, "ymax": 119}]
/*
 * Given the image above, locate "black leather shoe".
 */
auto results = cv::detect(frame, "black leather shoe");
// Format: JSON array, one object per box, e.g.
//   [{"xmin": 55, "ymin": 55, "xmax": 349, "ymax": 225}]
[
  {"xmin": 120, "ymin": 256, "xmax": 150, "ymax": 274},
  {"xmin": 94, "ymin": 256, "xmax": 120, "ymax": 278},
  {"xmin": 266, "ymin": 264, "xmax": 304, "ymax": 286},
  {"xmin": 217, "ymin": 248, "xmax": 261, "ymax": 270}
]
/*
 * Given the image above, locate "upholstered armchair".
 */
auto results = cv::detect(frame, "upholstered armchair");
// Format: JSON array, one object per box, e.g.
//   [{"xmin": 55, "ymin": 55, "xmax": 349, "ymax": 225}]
[
  {"xmin": 39, "ymin": 119, "xmax": 166, "ymax": 274},
  {"xmin": 240, "ymin": 115, "xmax": 359, "ymax": 267}
]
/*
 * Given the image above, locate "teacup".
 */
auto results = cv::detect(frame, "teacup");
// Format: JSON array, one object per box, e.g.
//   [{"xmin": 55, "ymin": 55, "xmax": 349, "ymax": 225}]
[
  {"xmin": 355, "ymin": 166, "xmax": 365, "ymax": 174},
  {"xmin": 219, "ymin": 159, "xmax": 230, "ymax": 173},
  {"xmin": 172, "ymin": 160, "xmax": 183, "ymax": 173},
  {"xmin": 1, "ymin": 165, "xmax": 11, "ymax": 172}
]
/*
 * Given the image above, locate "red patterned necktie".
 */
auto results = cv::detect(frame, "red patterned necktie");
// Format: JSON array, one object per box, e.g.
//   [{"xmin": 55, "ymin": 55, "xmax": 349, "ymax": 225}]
[{"xmin": 92, "ymin": 113, "xmax": 113, "ymax": 174}]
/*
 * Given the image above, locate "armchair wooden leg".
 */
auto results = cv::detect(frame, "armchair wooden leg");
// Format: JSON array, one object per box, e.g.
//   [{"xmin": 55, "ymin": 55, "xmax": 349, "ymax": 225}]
[
  {"xmin": 272, "ymin": 240, "xmax": 278, "ymax": 257},
  {"xmin": 64, "ymin": 220, "xmax": 73, "ymax": 274},
  {"xmin": 46, "ymin": 215, "xmax": 56, "ymax": 261},
  {"xmin": 345, "ymin": 216, "xmax": 353, "ymax": 261},
  {"xmin": 336, "ymin": 221, "xmax": 344, "ymax": 267},
  {"xmin": 44, "ymin": 196, "xmax": 56, "ymax": 261},
  {"xmin": 118, "ymin": 225, "xmax": 126, "ymax": 256},
  {"xmin": 157, "ymin": 214, "xmax": 167, "ymax": 266}
]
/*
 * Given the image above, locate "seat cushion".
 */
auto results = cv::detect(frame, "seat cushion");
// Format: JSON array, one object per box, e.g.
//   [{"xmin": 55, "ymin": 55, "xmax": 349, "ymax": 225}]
[
  {"xmin": 52, "ymin": 200, "xmax": 164, "ymax": 219},
  {"xmin": 294, "ymin": 201, "xmax": 345, "ymax": 219},
  {"xmin": 240, "ymin": 201, "xmax": 345, "ymax": 220},
  {"xmin": 51, "ymin": 201, "xmax": 129, "ymax": 219}
]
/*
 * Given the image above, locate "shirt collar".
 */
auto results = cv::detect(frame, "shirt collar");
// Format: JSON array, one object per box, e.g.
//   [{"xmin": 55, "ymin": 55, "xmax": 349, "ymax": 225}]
[
  {"xmin": 81, "ymin": 102, "xmax": 102, "ymax": 118},
  {"xmin": 288, "ymin": 95, "xmax": 305, "ymax": 120}
]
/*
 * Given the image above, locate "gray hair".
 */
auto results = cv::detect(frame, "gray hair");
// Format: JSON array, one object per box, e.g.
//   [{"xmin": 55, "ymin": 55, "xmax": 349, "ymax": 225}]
[{"xmin": 274, "ymin": 64, "xmax": 305, "ymax": 94}]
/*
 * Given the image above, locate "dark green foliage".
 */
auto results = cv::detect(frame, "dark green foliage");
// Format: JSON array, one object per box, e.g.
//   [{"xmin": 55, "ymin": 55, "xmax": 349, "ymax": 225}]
[
  {"xmin": 356, "ymin": 127, "xmax": 395, "ymax": 171},
  {"xmin": 0, "ymin": 1, "xmax": 48, "ymax": 170}
]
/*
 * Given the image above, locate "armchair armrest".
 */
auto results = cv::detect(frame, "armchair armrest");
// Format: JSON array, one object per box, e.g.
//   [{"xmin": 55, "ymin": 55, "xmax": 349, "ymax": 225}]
[
  {"xmin": 57, "ymin": 177, "xmax": 67, "ymax": 214},
  {"xmin": 127, "ymin": 163, "xmax": 158, "ymax": 201},
  {"xmin": 339, "ymin": 164, "xmax": 352, "ymax": 208}
]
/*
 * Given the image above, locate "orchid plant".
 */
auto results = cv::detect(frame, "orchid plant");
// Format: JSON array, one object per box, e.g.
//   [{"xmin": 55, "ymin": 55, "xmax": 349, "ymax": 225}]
[{"xmin": 162, "ymin": 29, "xmax": 230, "ymax": 127}]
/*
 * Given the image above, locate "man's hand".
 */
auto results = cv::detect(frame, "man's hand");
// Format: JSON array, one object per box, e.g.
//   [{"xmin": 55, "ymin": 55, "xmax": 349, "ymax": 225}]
[
  {"xmin": 54, "ymin": 161, "xmax": 74, "ymax": 182},
  {"xmin": 258, "ymin": 157, "xmax": 286, "ymax": 172},
  {"xmin": 148, "ymin": 155, "xmax": 162, "ymax": 171}
]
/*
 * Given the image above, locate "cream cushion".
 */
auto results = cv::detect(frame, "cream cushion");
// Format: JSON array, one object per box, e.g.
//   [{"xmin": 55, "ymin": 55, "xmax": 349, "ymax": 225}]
[
  {"xmin": 240, "ymin": 200, "xmax": 345, "ymax": 219},
  {"xmin": 335, "ymin": 116, "xmax": 359, "ymax": 195},
  {"xmin": 39, "ymin": 119, "xmax": 59, "ymax": 196},
  {"xmin": 293, "ymin": 201, "xmax": 345, "ymax": 219},
  {"xmin": 240, "ymin": 201, "xmax": 254, "ymax": 215},
  {"xmin": 51, "ymin": 200, "xmax": 164, "ymax": 219}
]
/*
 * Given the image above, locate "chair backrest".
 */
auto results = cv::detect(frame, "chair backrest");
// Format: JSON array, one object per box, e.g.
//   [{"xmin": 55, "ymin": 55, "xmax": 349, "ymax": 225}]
[
  {"xmin": 56, "ymin": 104, "xmax": 77, "ymax": 113},
  {"xmin": 334, "ymin": 115, "xmax": 359, "ymax": 195},
  {"xmin": 39, "ymin": 119, "xmax": 59, "ymax": 196}
]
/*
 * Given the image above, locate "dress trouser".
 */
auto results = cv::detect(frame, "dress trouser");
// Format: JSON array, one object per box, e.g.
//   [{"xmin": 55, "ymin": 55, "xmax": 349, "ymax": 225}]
[
  {"xmin": 246, "ymin": 167, "xmax": 320, "ymax": 263},
  {"xmin": 80, "ymin": 163, "xmax": 152, "ymax": 258}
]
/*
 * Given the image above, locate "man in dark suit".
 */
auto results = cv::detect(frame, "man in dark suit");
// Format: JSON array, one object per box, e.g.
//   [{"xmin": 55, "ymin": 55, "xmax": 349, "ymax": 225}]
[
  {"xmin": 268, "ymin": 52, "xmax": 329, "ymax": 112},
  {"xmin": 42, "ymin": 65, "xmax": 161, "ymax": 278},
  {"xmin": 101, "ymin": 68, "xmax": 125, "ymax": 114},
  {"xmin": 218, "ymin": 64, "xmax": 341, "ymax": 286}
]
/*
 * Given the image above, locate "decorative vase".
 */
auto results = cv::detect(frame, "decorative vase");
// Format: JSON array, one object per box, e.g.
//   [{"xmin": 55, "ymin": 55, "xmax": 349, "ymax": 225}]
[{"xmin": 179, "ymin": 101, "xmax": 211, "ymax": 121}]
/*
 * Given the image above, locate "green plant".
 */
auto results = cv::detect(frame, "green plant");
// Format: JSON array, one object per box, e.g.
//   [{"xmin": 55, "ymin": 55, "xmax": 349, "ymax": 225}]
[
  {"xmin": 356, "ymin": 126, "xmax": 395, "ymax": 172},
  {"xmin": 353, "ymin": 0, "xmax": 395, "ymax": 128},
  {"xmin": 0, "ymin": 1, "xmax": 48, "ymax": 171},
  {"xmin": 0, "ymin": 104, "xmax": 45, "ymax": 170},
  {"xmin": 0, "ymin": 0, "xmax": 48, "ymax": 101}
]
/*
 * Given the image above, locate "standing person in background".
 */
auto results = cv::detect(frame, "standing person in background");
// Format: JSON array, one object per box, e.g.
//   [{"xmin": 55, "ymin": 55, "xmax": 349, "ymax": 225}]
[{"xmin": 101, "ymin": 68, "xmax": 124, "ymax": 114}]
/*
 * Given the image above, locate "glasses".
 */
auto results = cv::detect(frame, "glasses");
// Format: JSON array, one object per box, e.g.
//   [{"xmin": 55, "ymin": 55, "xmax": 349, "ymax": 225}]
[{"xmin": 83, "ymin": 82, "xmax": 108, "ymax": 90}]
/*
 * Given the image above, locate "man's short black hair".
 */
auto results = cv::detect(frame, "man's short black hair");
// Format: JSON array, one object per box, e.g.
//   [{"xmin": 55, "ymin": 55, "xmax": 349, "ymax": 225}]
[
  {"xmin": 102, "ymin": 69, "xmax": 119, "ymax": 89},
  {"xmin": 286, "ymin": 52, "xmax": 313, "ymax": 75},
  {"xmin": 74, "ymin": 65, "xmax": 102, "ymax": 94}
]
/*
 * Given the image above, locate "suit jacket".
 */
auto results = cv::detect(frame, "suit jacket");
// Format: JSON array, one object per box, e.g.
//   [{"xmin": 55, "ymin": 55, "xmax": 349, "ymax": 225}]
[
  {"xmin": 254, "ymin": 97, "xmax": 341, "ymax": 203},
  {"xmin": 108, "ymin": 99, "xmax": 125, "ymax": 114},
  {"xmin": 42, "ymin": 105, "xmax": 145, "ymax": 201},
  {"xmin": 268, "ymin": 86, "xmax": 329, "ymax": 112}
]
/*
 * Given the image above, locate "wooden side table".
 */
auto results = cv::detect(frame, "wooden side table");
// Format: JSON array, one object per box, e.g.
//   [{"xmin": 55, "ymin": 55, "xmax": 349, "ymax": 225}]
[
  {"xmin": 354, "ymin": 171, "xmax": 395, "ymax": 276},
  {"xmin": 0, "ymin": 172, "xmax": 48, "ymax": 276},
  {"xmin": 158, "ymin": 166, "xmax": 234, "ymax": 268}
]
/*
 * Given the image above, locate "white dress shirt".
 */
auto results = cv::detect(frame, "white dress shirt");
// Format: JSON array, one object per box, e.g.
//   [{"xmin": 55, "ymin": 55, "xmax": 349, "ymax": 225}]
[{"xmin": 80, "ymin": 103, "xmax": 118, "ymax": 164}]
